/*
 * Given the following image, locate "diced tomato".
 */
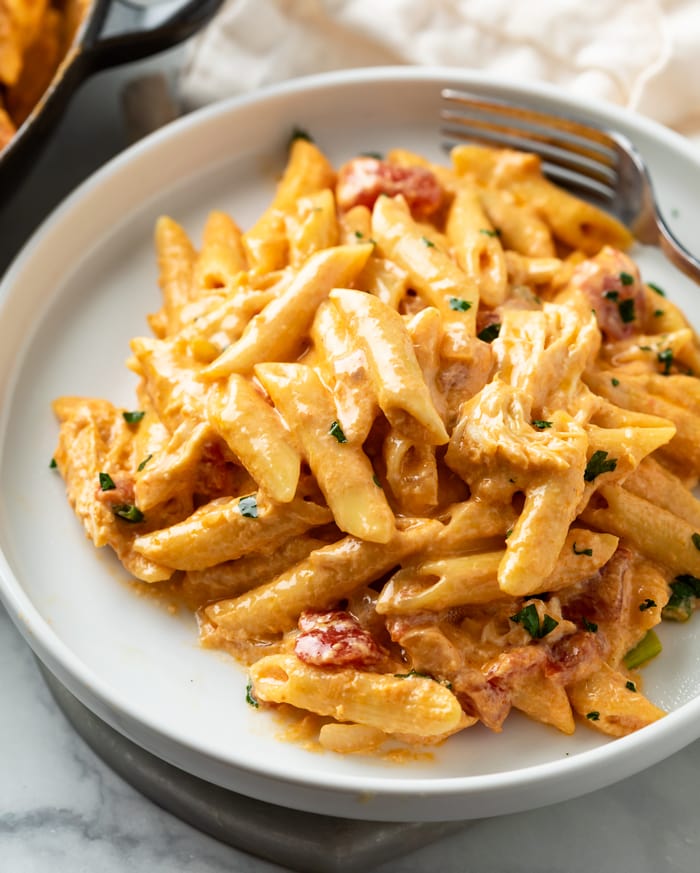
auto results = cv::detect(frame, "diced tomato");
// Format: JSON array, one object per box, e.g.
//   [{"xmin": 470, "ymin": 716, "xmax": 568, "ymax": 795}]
[
  {"xmin": 336, "ymin": 157, "xmax": 443, "ymax": 216},
  {"xmin": 295, "ymin": 609, "xmax": 383, "ymax": 668}
]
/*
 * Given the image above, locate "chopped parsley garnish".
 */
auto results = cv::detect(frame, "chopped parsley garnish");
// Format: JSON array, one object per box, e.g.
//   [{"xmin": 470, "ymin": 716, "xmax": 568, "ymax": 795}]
[
  {"xmin": 99, "ymin": 472, "xmax": 116, "ymax": 491},
  {"xmin": 618, "ymin": 298, "xmax": 636, "ymax": 323},
  {"xmin": 603, "ymin": 290, "xmax": 619, "ymax": 301},
  {"xmin": 693, "ymin": 532, "xmax": 700, "ymax": 551},
  {"xmin": 122, "ymin": 411, "xmax": 145, "ymax": 425},
  {"xmin": 448, "ymin": 296, "xmax": 472, "ymax": 311},
  {"xmin": 510, "ymin": 603, "xmax": 558, "ymax": 639},
  {"xmin": 238, "ymin": 495, "xmax": 258, "ymax": 518},
  {"xmin": 662, "ymin": 575, "xmax": 700, "ymax": 622},
  {"xmin": 639, "ymin": 345, "xmax": 652, "ymax": 352},
  {"xmin": 421, "ymin": 236, "xmax": 436, "ymax": 248},
  {"xmin": 49, "ymin": 457, "xmax": 57, "ymax": 469},
  {"xmin": 532, "ymin": 419, "xmax": 552, "ymax": 429},
  {"xmin": 479, "ymin": 228, "xmax": 500, "ymax": 237},
  {"xmin": 573, "ymin": 543, "xmax": 593, "ymax": 556},
  {"xmin": 584, "ymin": 450, "xmax": 618, "ymax": 482},
  {"xmin": 137, "ymin": 454, "xmax": 152, "ymax": 472},
  {"xmin": 246, "ymin": 679, "xmax": 259, "ymax": 708},
  {"xmin": 639, "ymin": 598, "xmax": 657, "ymax": 612},
  {"xmin": 626, "ymin": 680, "xmax": 637, "ymax": 692},
  {"xmin": 478, "ymin": 323, "xmax": 501, "ymax": 343},
  {"xmin": 657, "ymin": 348, "xmax": 673, "ymax": 375},
  {"xmin": 112, "ymin": 503, "xmax": 144, "ymax": 523},
  {"xmin": 654, "ymin": 309, "xmax": 665, "ymax": 317},
  {"xmin": 329, "ymin": 420, "xmax": 348, "ymax": 443},
  {"xmin": 611, "ymin": 377, "xmax": 620, "ymax": 387},
  {"xmin": 586, "ymin": 711, "xmax": 600, "ymax": 721},
  {"xmin": 505, "ymin": 528, "xmax": 513, "ymax": 539},
  {"xmin": 354, "ymin": 230, "xmax": 364, "ymax": 239},
  {"xmin": 372, "ymin": 474, "xmax": 382, "ymax": 488},
  {"xmin": 648, "ymin": 282, "xmax": 666, "ymax": 297},
  {"xmin": 582, "ymin": 617, "xmax": 598, "ymax": 633},
  {"xmin": 619, "ymin": 272, "xmax": 634, "ymax": 286}
]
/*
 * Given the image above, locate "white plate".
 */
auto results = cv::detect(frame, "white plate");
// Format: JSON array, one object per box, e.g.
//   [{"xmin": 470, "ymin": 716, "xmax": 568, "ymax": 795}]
[{"xmin": 1, "ymin": 68, "xmax": 700, "ymax": 823}]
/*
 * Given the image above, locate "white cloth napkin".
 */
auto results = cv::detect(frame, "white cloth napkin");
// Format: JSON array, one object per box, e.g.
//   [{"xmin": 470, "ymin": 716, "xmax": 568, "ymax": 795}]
[{"xmin": 179, "ymin": 0, "xmax": 700, "ymax": 147}]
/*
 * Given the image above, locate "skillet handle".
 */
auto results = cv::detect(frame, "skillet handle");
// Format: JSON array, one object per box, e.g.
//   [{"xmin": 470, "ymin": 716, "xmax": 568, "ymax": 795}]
[{"xmin": 82, "ymin": 0, "xmax": 223, "ymax": 73}]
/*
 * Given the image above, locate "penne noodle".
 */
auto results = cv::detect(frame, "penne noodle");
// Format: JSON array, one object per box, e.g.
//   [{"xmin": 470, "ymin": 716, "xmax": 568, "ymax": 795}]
[
  {"xmin": 200, "ymin": 243, "xmax": 373, "ymax": 379},
  {"xmin": 250, "ymin": 654, "xmax": 466, "ymax": 738},
  {"xmin": 206, "ymin": 517, "xmax": 442, "ymax": 639},
  {"xmin": 255, "ymin": 361, "xmax": 395, "ymax": 543},
  {"xmin": 330, "ymin": 288, "xmax": 449, "ymax": 445}
]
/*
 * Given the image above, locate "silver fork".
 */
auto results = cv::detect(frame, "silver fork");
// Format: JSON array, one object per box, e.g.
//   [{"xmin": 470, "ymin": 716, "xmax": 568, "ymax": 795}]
[{"xmin": 441, "ymin": 88, "xmax": 700, "ymax": 284}]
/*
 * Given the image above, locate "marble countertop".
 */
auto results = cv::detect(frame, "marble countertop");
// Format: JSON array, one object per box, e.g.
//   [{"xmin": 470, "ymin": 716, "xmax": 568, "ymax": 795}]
[{"xmin": 1, "ymin": 20, "xmax": 700, "ymax": 873}]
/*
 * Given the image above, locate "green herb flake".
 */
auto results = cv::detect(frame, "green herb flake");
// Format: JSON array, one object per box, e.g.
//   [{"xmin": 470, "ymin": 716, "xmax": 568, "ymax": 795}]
[
  {"xmin": 603, "ymin": 290, "xmax": 619, "ymax": 301},
  {"xmin": 329, "ymin": 420, "xmax": 348, "ymax": 444},
  {"xmin": 246, "ymin": 679, "xmax": 259, "ymax": 708},
  {"xmin": 658, "ymin": 348, "xmax": 673, "ymax": 375},
  {"xmin": 478, "ymin": 323, "xmax": 501, "ymax": 343},
  {"xmin": 639, "ymin": 598, "xmax": 657, "ymax": 612},
  {"xmin": 112, "ymin": 503, "xmax": 144, "ymax": 523},
  {"xmin": 122, "ymin": 410, "xmax": 145, "ymax": 425},
  {"xmin": 639, "ymin": 345, "xmax": 652, "ymax": 352},
  {"xmin": 654, "ymin": 309, "xmax": 665, "ymax": 318},
  {"xmin": 586, "ymin": 711, "xmax": 600, "ymax": 721},
  {"xmin": 611, "ymin": 377, "xmax": 620, "ymax": 387},
  {"xmin": 693, "ymin": 532, "xmax": 700, "ymax": 551},
  {"xmin": 372, "ymin": 474, "xmax": 382, "ymax": 488},
  {"xmin": 394, "ymin": 669, "xmax": 431, "ymax": 680},
  {"xmin": 619, "ymin": 271, "xmax": 635, "ymax": 286},
  {"xmin": 584, "ymin": 450, "xmax": 618, "ymax": 482},
  {"xmin": 510, "ymin": 603, "xmax": 559, "ymax": 639},
  {"xmin": 583, "ymin": 618, "xmax": 598, "ymax": 633},
  {"xmin": 532, "ymin": 419, "xmax": 552, "ymax": 429},
  {"xmin": 360, "ymin": 151, "xmax": 383, "ymax": 160},
  {"xmin": 354, "ymin": 230, "xmax": 365, "ymax": 239},
  {"xmin": 421, "ymin": 236, "xmax": 436, "ymax": 248},
  {"xmin": 137, "ymin": 454, "xmax": 153, "ymax": 472},
  {"xmin": 648, "ymin": 282, "xmax": 666, "ymax": 297},
  {"xmin": 618, "ymin": 298, "xmax": 636, "ymax": 323},
  {"xmin": 49, "ymin": 457, "xmax": 57, "ymax": 469},
  {"xmin": 448, "ymin": 296, "xmax": 472, "ymax": 312},
  {"xmin": 505, "ymin": 528, "xmax": 513, "ymax": 539},
  {"xmin": 99, "ymin": 472, "xmax": 116, "ymax": 491},
  {"xmin": 238, "ymin": 495, "xmax": 258, "ymax": 519},
  {"xmin": 573, "ymin": 543, "xmax": 593, "ymax": 557},
  {"xmin": 626, "ymin": 680, "xmax": 637, "ymax": 692},
  {"xmin": 662, "ymin": 574, "xmax": 700, "ymax": 622},
  {"xmin": 479, "ymin": 228, "xmax": 500, "ymax": 237}
]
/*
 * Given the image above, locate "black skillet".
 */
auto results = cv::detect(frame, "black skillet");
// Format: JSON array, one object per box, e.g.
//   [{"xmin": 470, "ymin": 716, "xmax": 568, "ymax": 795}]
[{"xmin": 0, "ymin": 0, "xmax": 223, "ymax": 197}]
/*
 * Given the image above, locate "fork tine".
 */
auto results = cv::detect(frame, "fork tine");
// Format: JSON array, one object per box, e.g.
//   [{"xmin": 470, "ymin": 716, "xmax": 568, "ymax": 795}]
[
  {"xmin": 441, "ymin": 125, "xmax": 616, "ymax": 204},
  {"xmin": 441, "ymin": 89, "xmax": 617, "ymax": 154},
  {"xmin": 440, "ymin": 113, "xmax": 617, "ymax": 188},
  {"xmin": 440, "ymin": 89, "xmax": 622, "ymax": 203}
]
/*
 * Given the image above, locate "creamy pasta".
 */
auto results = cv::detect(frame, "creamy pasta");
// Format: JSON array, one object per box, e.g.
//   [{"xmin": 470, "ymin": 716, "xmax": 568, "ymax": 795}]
[{"xmin": 53, "ymin": 136, "xmax": 700, "ymax": 752}]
